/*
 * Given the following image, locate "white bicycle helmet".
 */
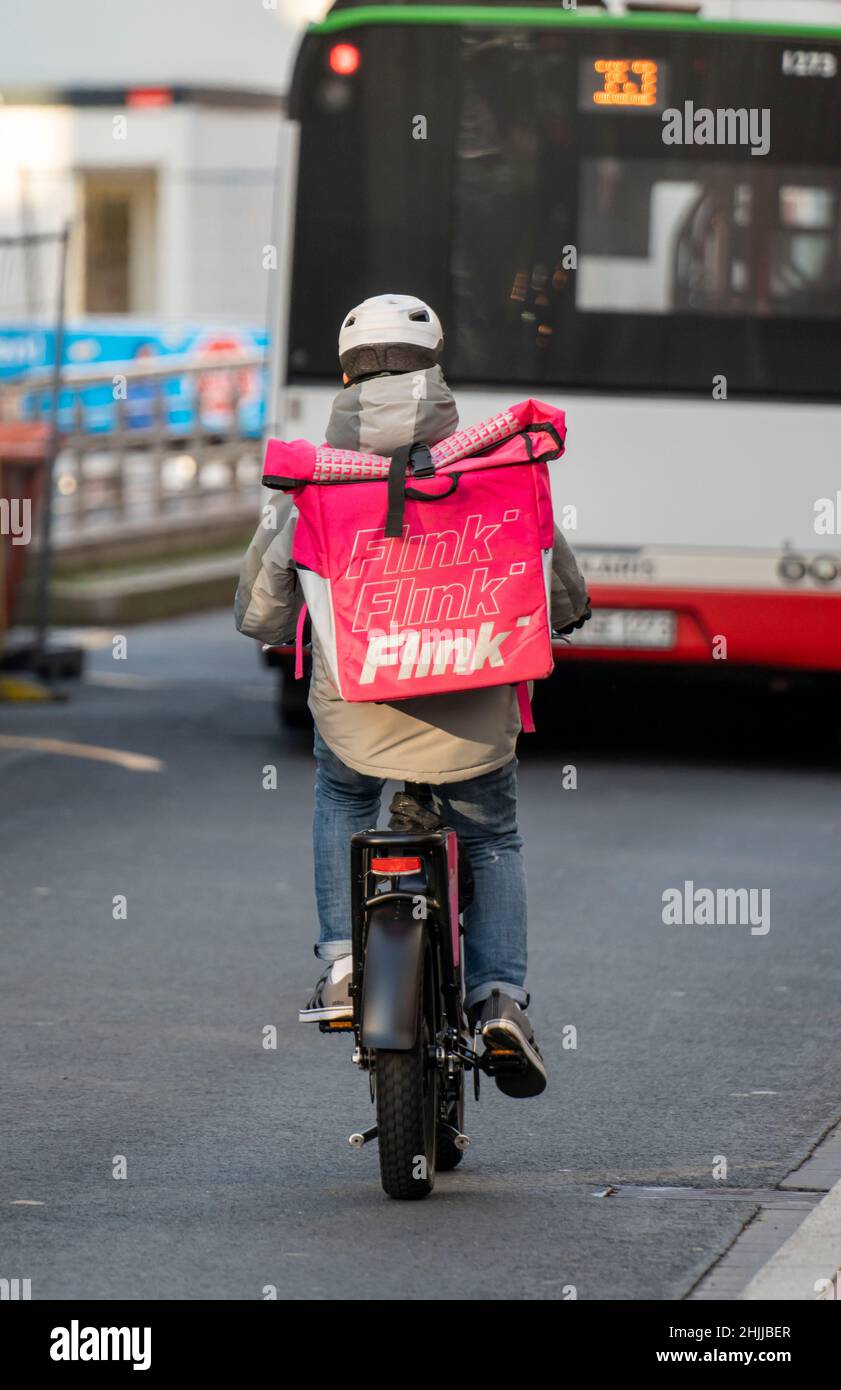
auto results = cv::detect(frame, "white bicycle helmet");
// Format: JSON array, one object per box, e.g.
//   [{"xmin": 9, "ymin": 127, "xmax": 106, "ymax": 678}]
[{"xmin": 338, "ymin": 294, "xmax": 443, "ymax": 359}]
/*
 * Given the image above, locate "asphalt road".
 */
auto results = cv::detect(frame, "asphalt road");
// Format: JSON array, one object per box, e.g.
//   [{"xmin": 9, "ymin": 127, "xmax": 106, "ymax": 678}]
[{"xmin": 1, "ymin": 612, "xmax": 840, "ymax": 1300}]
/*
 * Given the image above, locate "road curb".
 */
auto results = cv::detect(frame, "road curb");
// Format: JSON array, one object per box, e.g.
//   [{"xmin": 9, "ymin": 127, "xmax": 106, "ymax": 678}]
[{"xmin": 739, "ymin": 1175, "xmax": 841, "ymax": 1301}]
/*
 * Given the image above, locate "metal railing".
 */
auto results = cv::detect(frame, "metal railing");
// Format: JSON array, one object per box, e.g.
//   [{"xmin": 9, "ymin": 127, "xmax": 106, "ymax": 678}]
[{"xmin": 0, "ymin": 348, "xmax": 268, "ymax": 541}]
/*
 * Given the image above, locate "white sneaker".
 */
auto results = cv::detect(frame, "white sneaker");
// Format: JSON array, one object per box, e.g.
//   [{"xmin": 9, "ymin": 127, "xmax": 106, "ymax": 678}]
[{"xmin": 298, "ymin": 953, "xmax": 353, "ymax": 1023}]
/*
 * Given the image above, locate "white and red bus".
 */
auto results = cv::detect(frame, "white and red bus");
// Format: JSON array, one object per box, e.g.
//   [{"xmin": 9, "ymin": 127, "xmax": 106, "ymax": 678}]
[{"xmin": 267, "ymin": 0, "xmax": 841, "ymax": 701}]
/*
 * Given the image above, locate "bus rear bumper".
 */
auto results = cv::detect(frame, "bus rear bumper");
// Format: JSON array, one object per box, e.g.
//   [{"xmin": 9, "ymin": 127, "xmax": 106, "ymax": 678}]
[{"xmin": 560, "ymin": 585, "xmax": 841, "ymax": 673}]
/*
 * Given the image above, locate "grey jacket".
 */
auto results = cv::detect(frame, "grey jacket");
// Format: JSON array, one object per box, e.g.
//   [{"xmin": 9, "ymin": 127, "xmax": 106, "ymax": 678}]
[{"xmin": 235, "ymin": 369, "xmax": 590, "ymax": 783}]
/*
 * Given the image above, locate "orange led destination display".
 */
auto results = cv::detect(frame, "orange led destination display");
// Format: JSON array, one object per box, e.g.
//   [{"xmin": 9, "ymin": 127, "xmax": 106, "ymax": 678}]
[
  {"xmin": 594, "ymin": 58, "xmax": 658, "ymax": 106},
  {"xmin": 578, "ymin": 57, "xmax": 668, "ymax": 114}
]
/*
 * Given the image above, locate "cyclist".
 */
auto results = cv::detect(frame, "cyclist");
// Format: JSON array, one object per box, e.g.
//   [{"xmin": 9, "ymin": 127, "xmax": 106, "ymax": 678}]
[{"xmin": 235, "ymin": 294, "xmax": 590, "ymax": 1098}]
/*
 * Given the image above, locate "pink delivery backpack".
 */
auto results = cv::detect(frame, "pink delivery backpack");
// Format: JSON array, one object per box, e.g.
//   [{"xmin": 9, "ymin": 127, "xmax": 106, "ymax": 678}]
[{"xmin": 261, "ymin": 399, "xmax": 566, "ymax": 724}]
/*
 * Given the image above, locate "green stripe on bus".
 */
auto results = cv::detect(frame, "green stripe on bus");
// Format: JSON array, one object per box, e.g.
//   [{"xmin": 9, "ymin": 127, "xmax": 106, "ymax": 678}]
[{"xmin": 312, "ymin": 5, "xmax": 841, "ymax": 41}]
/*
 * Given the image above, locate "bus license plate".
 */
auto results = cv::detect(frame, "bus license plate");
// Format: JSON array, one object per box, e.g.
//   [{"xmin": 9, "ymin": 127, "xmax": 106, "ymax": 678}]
[{"xmin": 571, "ymin": 609, "xmax": 677, "ymax": 650}]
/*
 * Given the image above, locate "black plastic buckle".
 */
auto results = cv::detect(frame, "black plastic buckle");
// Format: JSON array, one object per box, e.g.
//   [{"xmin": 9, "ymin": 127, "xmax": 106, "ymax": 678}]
[{"xmin": 409, "ymin": 443, "xmax": 435, "ymax": 478}]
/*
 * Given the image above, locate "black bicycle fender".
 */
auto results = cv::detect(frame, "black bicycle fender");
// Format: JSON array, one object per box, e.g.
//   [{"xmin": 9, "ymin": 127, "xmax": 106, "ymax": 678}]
[{"xmin": 360, "ymin": 903, "xmax": 424, "ymax": 1050}]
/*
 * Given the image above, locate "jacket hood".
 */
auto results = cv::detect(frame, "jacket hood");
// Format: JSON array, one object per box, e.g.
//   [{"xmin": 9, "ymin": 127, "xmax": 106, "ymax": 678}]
[{"xmin": 324, "ymin": 365, "xmax": 459, "ymax": 456}]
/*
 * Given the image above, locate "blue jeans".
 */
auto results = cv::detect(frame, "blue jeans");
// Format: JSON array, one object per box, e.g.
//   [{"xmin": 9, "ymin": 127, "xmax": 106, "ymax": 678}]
[{"xmin": 312, "ymin": 727, "xmax": 528, "ymax": 1012}]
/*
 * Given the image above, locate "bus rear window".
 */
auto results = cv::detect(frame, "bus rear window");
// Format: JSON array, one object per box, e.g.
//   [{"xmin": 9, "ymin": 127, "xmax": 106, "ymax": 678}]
[
  {"xmin": 447, "ymin": 26, "xmax": 841, "ymax": 395},
  {"xmin": 577, "ymin": 159, "xmax": 841, "ymax": 318},
  {"xmin": 288, "ymin": 21, "xmax": 841, "ymax": 398}
]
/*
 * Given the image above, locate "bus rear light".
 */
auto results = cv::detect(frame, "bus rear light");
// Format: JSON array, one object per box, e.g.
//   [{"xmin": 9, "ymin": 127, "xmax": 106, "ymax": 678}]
[
  {"xmin": 329, "ymin": 43, "xmax": 361, "ymax": 76},
  {"xmin": 126, "ymin": 87, "xmax": 173, "ymax": 107},
  {"xmin": 371, "ymin": 856, "xmax": 421, "ymax": 874}
]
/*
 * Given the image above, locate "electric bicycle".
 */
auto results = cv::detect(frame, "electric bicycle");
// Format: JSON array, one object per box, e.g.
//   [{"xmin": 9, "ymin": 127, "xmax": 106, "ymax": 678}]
[{"xmin": 320, "ymin": 782, "xmax": 530, "ymax": 1200}]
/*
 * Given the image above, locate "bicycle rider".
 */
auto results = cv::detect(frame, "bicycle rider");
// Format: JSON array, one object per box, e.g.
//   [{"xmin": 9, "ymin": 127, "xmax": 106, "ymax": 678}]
[{"xmin": 235, "ymin": 294, "xmax": 591, "ymax": 1098}]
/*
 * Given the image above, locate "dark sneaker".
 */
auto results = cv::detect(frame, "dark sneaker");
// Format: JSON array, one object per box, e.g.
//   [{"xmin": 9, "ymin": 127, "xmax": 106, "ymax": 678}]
[
  {"xmin": 469, "ymin": 989, "xmax": 548, "ymax": 1098},
  {"xmin": 298, "ymin": 955, "xmax": 353, "ymax": 1023}
]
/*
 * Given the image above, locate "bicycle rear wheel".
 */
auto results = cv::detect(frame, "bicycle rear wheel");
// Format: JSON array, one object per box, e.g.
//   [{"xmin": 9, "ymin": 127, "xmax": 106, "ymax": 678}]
[{"xmin": 374, "ymin": 936, "xmax": 439, "ymax": 1200}]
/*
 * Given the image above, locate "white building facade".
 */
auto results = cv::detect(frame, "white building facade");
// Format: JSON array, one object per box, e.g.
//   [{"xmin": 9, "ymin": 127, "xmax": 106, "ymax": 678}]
[{"xmin": 0, "ymin": 0, "xmax": 313, "ymax": 323}]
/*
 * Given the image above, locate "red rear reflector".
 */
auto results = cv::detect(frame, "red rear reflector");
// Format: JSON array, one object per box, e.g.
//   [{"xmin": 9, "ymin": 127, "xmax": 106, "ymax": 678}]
[
  {"xmin": 329, "ymin": 43, "xmax": 361, "ymax": 75},
  {"xmin": 371, "ymin": 856, "xmax": 422, "ymax": 874},
  {"xmin": 126, "ymin": 87, "xmax": 173, "ymax": 107}
]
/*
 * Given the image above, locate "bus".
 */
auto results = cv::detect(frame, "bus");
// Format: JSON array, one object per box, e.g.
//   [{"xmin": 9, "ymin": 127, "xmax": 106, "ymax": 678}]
[{"xmin": 267, "ymin": 0, "xmax": 841, "ymax": 691}]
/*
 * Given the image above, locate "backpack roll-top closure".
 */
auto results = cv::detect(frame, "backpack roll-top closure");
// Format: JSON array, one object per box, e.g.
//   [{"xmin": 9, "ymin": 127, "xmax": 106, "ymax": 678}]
[{"xmin": 261, "ymin": 399, "xmax": 566, "ymax": 493}]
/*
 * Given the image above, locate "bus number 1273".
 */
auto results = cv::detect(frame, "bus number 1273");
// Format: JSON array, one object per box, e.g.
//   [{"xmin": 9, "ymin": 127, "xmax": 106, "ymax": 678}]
[{"xmin": 781, "ymin": 49, "xmax": 838, "ymax": 77}]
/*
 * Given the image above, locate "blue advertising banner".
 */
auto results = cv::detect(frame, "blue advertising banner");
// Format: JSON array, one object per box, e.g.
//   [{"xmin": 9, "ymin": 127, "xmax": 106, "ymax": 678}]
[{"xmin": 0, "ymin": 320, "xmax": 269, "ymax": 437}]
